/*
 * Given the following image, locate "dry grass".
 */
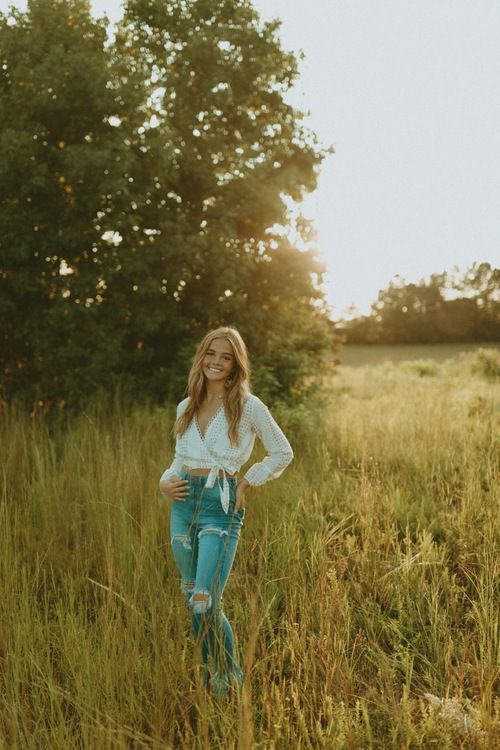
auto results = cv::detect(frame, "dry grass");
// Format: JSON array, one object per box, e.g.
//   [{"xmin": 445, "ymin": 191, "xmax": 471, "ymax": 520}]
[{"xmin": 1, "ymin": 353, "xmax": 498, "ymax": 749}]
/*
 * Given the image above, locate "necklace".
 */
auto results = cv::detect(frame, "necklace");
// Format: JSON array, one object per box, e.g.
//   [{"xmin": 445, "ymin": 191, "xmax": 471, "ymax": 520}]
[{"xmin": 205, "ymin": 394, "xmax": 224, "ymax": 404}]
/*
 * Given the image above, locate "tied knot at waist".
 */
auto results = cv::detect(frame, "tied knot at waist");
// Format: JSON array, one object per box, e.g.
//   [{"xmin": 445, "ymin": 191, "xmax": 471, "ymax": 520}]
[{"xmin": 206, "ymin": 464, "xmax": 233, "ymax": 514}]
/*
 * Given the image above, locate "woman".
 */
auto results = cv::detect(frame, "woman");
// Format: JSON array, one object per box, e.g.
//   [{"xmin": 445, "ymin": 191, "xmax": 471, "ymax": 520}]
[{"xmin": 159, "ymin": 326, "xmax": 293, "ymax": 698}]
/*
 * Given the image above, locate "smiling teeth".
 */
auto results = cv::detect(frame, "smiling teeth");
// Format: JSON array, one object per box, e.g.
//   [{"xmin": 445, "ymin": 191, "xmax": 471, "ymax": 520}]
[{"xmin": 208, "ymin": 367, "xmax": 222, "ymax": 372}]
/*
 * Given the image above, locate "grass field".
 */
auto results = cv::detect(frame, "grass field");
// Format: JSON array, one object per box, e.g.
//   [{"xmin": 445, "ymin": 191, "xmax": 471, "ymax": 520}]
[
  {"xmin": 1, "ymin": 349, "xmax": 498, "ymax": 749},
  {"xmin": 339, "ymin": 342, "xmax": 500, "ymax": 367}
]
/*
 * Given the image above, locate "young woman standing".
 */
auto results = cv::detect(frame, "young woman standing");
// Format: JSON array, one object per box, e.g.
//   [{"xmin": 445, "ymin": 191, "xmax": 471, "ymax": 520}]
[{"xmin": 159, "ymin": 327, "xmax": 293, "ymax": 698}]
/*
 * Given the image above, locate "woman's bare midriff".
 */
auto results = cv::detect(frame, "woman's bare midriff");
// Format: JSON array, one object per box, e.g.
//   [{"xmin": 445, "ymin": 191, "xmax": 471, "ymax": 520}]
[{"xmin": 182, "ymin": 465, "xmax": 236, "ymax": 478}]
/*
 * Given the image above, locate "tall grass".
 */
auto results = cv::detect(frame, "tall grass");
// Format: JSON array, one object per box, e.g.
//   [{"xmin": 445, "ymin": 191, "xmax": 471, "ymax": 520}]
[{"xmin": 1, "ymin": 354, "xmax": 498, "ymax": 748}]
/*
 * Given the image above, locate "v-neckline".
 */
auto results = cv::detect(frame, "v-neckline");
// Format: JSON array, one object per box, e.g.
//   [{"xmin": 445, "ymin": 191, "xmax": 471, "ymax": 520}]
[{"xmin": 194, "ymin": 403, "xmax": 224, "ymax": 441}]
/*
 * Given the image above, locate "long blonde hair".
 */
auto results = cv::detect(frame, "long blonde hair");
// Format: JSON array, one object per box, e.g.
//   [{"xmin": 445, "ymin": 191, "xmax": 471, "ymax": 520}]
[{"xmin": 175, "ymin": 327, "xmax": 251, "ymax": 445}]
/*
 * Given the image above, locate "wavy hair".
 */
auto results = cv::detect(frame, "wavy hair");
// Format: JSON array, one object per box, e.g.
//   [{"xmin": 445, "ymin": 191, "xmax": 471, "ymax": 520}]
[{"xmin": 175, "ymin": 327, "xmax": 251, "ymax": 445}]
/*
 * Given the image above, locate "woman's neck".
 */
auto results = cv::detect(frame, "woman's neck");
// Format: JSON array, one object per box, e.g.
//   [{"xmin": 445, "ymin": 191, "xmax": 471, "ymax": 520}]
[{"xmin": 204, "ymin": 384, "xmax": 225, "ymax": 403}]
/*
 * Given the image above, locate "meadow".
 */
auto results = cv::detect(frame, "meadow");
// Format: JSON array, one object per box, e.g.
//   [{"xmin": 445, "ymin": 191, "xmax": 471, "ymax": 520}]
[
  {"xmin": 1, "ymin": 349, "xmax": 498, "ymax": 749},
  {"xmin": 339, "ymin": 342, "xmax": 500, "ymax": 367}
]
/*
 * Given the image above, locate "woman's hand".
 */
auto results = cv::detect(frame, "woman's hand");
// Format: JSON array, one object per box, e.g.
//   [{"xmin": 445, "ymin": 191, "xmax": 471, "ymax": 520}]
[
  {"xmin": 235, "ymin": 478, "xmax": 250, "ymax": 513},
  {"xmin": 159, "ymin": 476, "xmax": 189, "ymax": 501}
]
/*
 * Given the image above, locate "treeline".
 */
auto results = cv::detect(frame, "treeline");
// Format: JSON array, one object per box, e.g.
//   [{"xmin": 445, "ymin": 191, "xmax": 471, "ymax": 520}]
[
  {"xmin": 0, "ymin": 0, "xmax": 336, "ymax": 410},
  {"xmin": 338, "ymin": 263, "xmax": 499, "ymax": 345}
]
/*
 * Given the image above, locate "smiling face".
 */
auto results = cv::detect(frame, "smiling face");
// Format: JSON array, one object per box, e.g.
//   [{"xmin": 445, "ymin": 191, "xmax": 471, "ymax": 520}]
[{"xmin": 202, "ymin": 337, "xmax": 235, "ymax": 384}]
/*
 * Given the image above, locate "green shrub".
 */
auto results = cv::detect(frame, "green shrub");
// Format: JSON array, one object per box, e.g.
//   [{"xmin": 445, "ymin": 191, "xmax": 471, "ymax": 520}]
[
  {"xmin": 471, "ymin": 348, "xmax": 500, "ymax": 381},
  {"xmin": 401, "ymin": 358, "xmax": 440, "ymax": 377}
]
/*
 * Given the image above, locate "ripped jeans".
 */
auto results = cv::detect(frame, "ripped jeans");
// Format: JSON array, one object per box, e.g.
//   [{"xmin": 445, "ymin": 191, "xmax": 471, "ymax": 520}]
[{"xmin": 169, "ymin": 468, "xmax": 245, "ymax": 694}]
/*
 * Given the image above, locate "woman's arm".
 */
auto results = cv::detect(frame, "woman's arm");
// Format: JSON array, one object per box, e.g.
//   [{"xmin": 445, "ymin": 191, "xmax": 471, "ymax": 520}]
[
  {"xmin": 243, "ymin": 397, "xmax": 294, "ymax": 487},
  {"xmin": 158, "ymin": 398, "xmax": 189, "ymax": 497},
  {"xmin": 159, "ymin": 457, "xmax": 185, "ymax": 490}
]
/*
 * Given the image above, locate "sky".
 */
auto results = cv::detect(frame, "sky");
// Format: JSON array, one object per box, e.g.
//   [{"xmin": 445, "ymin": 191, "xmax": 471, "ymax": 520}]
[{"xmin": 2, "ymin": 0, "xmax": 499, "ymax": 317}]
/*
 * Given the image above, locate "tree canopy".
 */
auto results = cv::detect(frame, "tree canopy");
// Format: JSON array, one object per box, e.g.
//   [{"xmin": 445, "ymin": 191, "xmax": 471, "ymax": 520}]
[{"xmin": 0, "ymin": 0, "xmax": 336, "ymax": 409}]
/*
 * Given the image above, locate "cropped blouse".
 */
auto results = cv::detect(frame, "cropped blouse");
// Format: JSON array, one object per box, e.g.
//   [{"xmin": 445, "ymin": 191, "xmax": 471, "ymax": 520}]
[{"xmin": 159, "ymin": 394, "xmax": 294, "ymax": 513}]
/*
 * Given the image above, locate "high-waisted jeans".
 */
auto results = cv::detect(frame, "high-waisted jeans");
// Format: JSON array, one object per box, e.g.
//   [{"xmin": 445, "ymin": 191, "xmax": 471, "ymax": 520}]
[{"xmin": 169, "ymin": 468, "xmax": 245, "ymax": 695}]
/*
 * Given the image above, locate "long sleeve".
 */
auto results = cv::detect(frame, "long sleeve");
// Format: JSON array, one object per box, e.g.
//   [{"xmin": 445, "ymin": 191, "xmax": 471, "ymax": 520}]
[
  {"xmin": 243, "ymin": 397, "xmax": 294, "ymax": 486},
  {"xmin": 159, "ymin": 399, "xmax": 189, "ymax": 487},
  {"xmin": 159, "ymin": 455, "xmax": 184, "ymax": 485}
]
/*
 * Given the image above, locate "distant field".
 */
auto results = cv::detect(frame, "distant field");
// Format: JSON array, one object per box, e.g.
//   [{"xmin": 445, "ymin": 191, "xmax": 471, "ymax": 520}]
[{"xmin": 340, "ymin": 341, "xmax": 500, "ymax": 367}]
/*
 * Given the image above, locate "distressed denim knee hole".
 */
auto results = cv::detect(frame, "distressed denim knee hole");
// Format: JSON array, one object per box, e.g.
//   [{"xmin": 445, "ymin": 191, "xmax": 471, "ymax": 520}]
[
  {"xmin": 190, "ymin": 589, "xmax": 212, "ymax": 614},
  {"xmin": 198, "ymin": 528, "xmax": 228, "ymax": 539},
  {"xmin": 171, "ymin": 534, "xmax": 192, "ymax": 550}
]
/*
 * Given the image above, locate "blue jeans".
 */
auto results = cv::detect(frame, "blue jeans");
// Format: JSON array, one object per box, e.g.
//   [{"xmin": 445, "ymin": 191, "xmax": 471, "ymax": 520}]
[{"xmin": 169, "ymin": 468, "xmax": 245, "ymax": 695}]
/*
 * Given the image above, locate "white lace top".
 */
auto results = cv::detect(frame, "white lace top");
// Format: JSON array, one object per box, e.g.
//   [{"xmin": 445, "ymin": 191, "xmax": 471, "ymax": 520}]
[{"xmin": 159, "ymin": 394, "xmax": 294, "ymax": 512}]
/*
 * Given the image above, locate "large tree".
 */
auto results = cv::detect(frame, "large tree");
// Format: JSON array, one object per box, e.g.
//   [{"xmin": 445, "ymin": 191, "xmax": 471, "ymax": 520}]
[
  {"xmin": 0, "ymin": 0, "xmax": 335, "ymax": 408},
  {"xmin": 0, "ymin": 0, "xmax": 138, "ymax": 405}
]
